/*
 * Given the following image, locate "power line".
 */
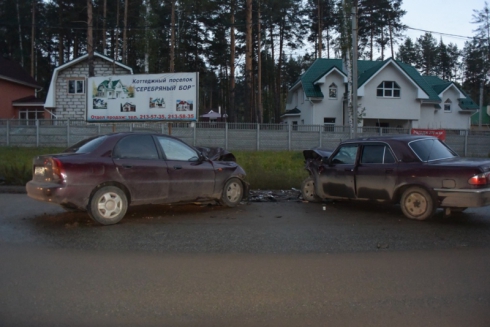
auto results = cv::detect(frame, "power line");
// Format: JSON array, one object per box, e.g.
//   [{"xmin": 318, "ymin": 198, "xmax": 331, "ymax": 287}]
[{"xmin": 406, "ymin": 26, "xmax": 473, "ymax": 41}]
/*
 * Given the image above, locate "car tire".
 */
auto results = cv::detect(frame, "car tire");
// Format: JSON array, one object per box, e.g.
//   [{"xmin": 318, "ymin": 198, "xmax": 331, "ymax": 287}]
[
  {"xmin": 400, "ymin": 186, "xmax": 436, "ymax": 221},
  {"xmin": 88, "ymin": 186, "xmax": 128, "ymax": 225},
  {"xmin": 220, "ymin": 178, "xmax": 244, "ymax": 207},
  {"xmin": 301, "ymin": 177, "xmax": 321, "ymax": 202}
]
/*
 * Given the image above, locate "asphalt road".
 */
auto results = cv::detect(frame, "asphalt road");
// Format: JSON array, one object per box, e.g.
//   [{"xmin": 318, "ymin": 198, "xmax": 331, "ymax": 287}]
[{"xmin": 1, "ymin": 193, "xmax": 489, "ymax": 326}]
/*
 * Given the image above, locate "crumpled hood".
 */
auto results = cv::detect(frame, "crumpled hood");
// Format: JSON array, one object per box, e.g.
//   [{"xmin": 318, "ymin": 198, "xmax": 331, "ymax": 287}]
[{"xmin": 196, "ymin": 147, "xmax": 236, "ymax": 162}]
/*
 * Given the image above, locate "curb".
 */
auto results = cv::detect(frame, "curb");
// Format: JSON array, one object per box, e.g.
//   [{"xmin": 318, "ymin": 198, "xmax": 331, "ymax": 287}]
[{"xmin": 0, "ymin": 185, "xmax": 27, "ymax": 194}]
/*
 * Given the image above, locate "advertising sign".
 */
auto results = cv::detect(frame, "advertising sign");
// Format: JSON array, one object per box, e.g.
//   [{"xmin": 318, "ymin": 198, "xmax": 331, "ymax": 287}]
[
  {"xmin": 411, "ymin": 128, "xmax": 446, "ymax": 141},
  {"xmin": 87, "ymin": 72, "xmax": 198, "ymax": 122}
]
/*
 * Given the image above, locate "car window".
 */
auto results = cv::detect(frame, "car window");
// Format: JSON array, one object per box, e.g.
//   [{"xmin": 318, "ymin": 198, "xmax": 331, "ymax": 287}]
[
  {"xmin": 63, "ymin": 135, "xmax": 107, "ymax": 153},
  {"xmin": 331, "ymin": 145, "xmax": 358, "ymax": 164},
  {"xmin": 157, "ymin": 136, "xmax": 199, "ymax": 161},
  {"xmin": 361, "ymin": 145, "xmax": 396, "ymax": 164},
  {"xmin": 113, "ymin": 134, "xmax": 159, "ymax": 159},
  {"xmin": 409, "ymin": 139, "xmax": 457, "ymax": 162}
]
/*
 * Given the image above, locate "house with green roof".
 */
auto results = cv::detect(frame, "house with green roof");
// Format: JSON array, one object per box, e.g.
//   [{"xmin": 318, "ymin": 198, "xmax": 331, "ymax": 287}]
[{"xmin": 283, "ymin": 58, "xmax": 479, "ymax": 130}]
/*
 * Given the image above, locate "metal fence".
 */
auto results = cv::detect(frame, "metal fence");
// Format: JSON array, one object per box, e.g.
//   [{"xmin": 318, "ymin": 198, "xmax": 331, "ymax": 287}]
[{"xmin": 0, "ymin": 119, "xmax": 489, "ymax": 157}]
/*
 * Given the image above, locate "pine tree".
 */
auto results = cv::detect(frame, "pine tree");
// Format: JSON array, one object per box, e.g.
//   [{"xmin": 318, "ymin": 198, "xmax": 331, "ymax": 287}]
[{"xmin": 396, "ymin": 37, "xmax": 417, "ymax": 65}]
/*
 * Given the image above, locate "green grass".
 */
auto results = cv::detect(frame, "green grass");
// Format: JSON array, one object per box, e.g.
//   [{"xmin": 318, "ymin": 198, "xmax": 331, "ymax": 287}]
[
  {"xmin": 0, "ymin": 147, "xmax": 64, "ymax": 185},
  {"xmin": 0, "ymin": 147, "xmax": 308, "ymax": 189},
  {"xmin": 234, "ymin": 151, "xmax": 307, "ymax": 190}
]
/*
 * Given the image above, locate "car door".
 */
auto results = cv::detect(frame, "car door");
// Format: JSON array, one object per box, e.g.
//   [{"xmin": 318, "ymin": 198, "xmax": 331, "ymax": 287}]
[
  {"xmin": 355, "ymin": 143, "xmax": 398, "ymax": 201},
  {"xmin": 112, "ymin": 134, "xmax": 169, "ymax": 202},
  {"xmin": 320, "ymin": 143, "xmax": 359, "ymax": 199},
  {"xmin": 155, "ymin": 136, "xmax": 215, "ymax": 202}
]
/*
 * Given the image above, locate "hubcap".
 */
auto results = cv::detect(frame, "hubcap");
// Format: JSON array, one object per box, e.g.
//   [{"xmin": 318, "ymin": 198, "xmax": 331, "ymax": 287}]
[
  {"xmin": 226, "ymin": 182, "xmax": 242, "ymax": 203},
  {"xmin": 303, "ymin": 180, "xmax": 315, "ymax": 199},
  {"xmin": 405, "ymin": 192, "xmax": 427, "ymax": 216},
  {"xmin": 97, "ymin": 192, "xmax": 123, "ymax": 218}
]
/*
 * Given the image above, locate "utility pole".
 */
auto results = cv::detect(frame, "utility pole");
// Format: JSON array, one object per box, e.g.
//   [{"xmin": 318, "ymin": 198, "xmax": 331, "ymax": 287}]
[
  {"xmin": 479, "ymin": 78, "xmax": 484, "ymax": 128},
  {"xmin": 352, "ymin": 6, "xmax": 358, "ymax": 138}
]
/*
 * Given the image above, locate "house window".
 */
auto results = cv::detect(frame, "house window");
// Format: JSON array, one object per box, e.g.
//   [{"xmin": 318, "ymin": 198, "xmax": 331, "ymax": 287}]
[
  {"xmin": 329, "ymin": 83, "xmax": 337, "ymax": 99},
  {"xmin": 444, "ymin": 99, "xmax": 452, "ymax": 112},
  {"xmin": 68, "ymin": 79, "xmax": 85, "ymax": 94},
  {"xmin": 324, "ymin": 117, "xmax": 335, "ymax": 131},
  {"xmin": 376, "ymin": 81, "xmax": 400, "ymax": 98},
  {"xmin": 18, "ymin": 109, "xmax": 44, "ymax": 125}
]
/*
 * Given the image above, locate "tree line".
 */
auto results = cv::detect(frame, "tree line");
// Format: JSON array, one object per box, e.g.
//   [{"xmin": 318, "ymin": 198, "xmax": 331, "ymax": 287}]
[{"xmin": 1, "ymin": 0, "xmax": 489, "ymax": 123}]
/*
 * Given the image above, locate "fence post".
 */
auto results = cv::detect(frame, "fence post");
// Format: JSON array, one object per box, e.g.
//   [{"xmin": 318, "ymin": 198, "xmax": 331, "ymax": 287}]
[
  {"xmin": 67, "ymin": 119, "xmax": 70, "ymax": 147},
  {"xmin": 193, "ymin": 122, "xmax": 197, "ymax": 146},
  {"xmin": 225, "ymin": 123, "xmax": 228, "ymax": 150},
  {"xmin": 130, "ymin": 123, "xmax": 133, "ymax": 132},
  {"xmin": 464, "ymin": 129, "xmax": 468, "ymax": 157},
  {"xmin": 288, "ymin": 123, "xmax": 292, "ymax": 151},
  {"xmin": 97, "ymin": 124, "xmax": 101, "ymax": 135},
  {"xmin": 6, "ymin": 120, "xmax": 10, "ymax": 146},
  {"xmin": 36, "ymin": 119, "xmax": 40, "ymax": 147},
  {"xmin": 256, "ymin": 124, "xmax": 260, "ymax": 150},
  {"xmin": 319, "ymin": 125, "xmax": 322, "ymax": 147}
]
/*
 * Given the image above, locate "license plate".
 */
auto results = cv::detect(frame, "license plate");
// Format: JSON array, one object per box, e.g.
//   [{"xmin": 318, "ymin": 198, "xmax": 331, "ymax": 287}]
[{"xmin": 35, "ymin": 166, "xmax": 45, "ymax": 175}]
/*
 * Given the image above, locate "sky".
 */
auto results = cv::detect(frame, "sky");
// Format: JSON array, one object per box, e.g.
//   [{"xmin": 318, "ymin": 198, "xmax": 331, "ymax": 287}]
[{"xmin": 402, "ymin": 0, "xmax": 486, "ymax": 50}]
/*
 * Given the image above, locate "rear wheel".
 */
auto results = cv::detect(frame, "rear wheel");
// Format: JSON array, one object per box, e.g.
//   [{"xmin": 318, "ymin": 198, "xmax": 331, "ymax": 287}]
[
  {"xmin": 301, "ymin": 177, "xmax": 320, "ymax": 202},
  {"xmin": 400, "ymin": 186, "xmax": 436, "ymax": 221},
  {"xmin": 220, "ymin": 178, "xmax": 243, "ymax": 207},
  {"xmin": 88, "ymin": 186, "xmax": 128, "ymax": 225}
]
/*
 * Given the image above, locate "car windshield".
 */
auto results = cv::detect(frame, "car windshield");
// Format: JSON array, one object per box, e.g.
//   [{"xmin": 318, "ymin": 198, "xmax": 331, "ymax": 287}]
[
  {"xmin": 63, "ymin": 135, "xmax": 108, "ymax": 153},
  {"xmin": 408, "ymin": 139, "xmax": 457, "ymax": 162}
]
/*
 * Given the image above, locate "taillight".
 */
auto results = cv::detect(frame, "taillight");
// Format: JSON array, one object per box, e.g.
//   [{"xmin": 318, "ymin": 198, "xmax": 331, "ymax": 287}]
[
  {"xmin": 468, "ymin": 172, "xmax": 490, "ymax": 185},
  {"xmin": 50, "ymin": 158, "xmax": 65, "ymax": 181}
]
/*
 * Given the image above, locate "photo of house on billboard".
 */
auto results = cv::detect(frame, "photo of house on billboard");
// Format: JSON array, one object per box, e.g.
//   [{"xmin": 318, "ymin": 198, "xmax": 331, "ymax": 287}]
[{"xmin": 87, "ymin": 72, "xmax": 198, "ymax": 122}]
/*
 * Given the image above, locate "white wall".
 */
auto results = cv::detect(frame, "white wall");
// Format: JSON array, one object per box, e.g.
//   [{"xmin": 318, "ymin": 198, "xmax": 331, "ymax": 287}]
[{"xmin": 361, "ymin": 63, "xmax": 420, "ymax": 121}]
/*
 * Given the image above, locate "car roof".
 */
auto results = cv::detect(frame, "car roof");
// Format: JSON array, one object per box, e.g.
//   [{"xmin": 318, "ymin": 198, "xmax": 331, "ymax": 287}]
[
  {"xmin": 339, "ymin": 135, "xmax": 439, "ymax": 163},
  {"xmin": 342, "ymin": 135, "xmax": 437, "ymax": 143}
]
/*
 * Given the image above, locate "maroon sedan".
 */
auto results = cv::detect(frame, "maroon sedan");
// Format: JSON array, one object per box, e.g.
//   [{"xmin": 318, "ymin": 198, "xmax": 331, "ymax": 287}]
[
  {"xmin": 27, "ymin": 132, "xmax": 248, "ymax": 225},
  {"xmin": 301, "ymin": 135, "xmax": 490, "ymax": 220}
]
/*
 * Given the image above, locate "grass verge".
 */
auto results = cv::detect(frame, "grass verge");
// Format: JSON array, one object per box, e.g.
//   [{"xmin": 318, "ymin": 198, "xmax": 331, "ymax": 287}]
[{"xmin": 0, "ymin": 147, "xmax": 307, "ymax": 189}]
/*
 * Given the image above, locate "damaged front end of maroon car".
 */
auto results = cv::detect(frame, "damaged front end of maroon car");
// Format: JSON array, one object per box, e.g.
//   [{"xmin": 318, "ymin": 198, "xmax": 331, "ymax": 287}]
[
  {"xmin": 196, "ymin": 146, "xmax": 236, "ymax": 162},
  {"xmin": 301, "ymin": 148, "xmax": 332, "ymax": 202}
]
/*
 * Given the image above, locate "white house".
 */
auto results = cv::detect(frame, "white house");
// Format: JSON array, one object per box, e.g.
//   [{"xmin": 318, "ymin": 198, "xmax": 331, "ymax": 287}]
[
  {"xmin": 283, "ymin": 58, "xmax": 479, "ymax": 130},
  {"xmin": 44, "ymin": 52, "xmax": 133, "ymax": 120}
]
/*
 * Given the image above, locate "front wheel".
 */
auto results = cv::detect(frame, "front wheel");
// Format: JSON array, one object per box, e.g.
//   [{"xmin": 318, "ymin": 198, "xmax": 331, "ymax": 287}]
[
  {"xmin": 400, "ymin": 186, "xmax": 436, "ymax": 221},
  {"xmin": 88, "ymin": 186, "xmax": 128, "ymax": 225},
  {"xmin": 301, "ymin": 177, "xmax": 320, "ymax": 202},
  {"xmin": 220, "ymin": 178, "xmax": 244, "ymax": 207}
]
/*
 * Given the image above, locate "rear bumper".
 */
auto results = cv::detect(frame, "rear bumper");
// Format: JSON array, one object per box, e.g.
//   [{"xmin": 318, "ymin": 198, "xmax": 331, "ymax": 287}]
[
  {"xmin": 26, "ymin": 181, "xmax": 91, "ymax": 209},
  {"xmin": 435, "ymin": 187, "xmax": 490, "ymax": 208}
]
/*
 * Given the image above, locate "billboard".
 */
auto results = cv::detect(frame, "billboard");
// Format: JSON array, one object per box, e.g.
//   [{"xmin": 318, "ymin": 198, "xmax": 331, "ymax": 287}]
[
  {"xmin": 87, "ymin": 72, "xmax": 198, "ymax": 122},
  {"xmin": 411, "ymin": 128, "xmax": 446, "ymax": 141}
]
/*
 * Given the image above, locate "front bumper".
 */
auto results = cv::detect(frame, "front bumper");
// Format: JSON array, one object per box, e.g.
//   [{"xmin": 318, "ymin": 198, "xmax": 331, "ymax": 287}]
[{"xmin": 435, "ymin": 187, "xmax": 490, "ymax": 208}]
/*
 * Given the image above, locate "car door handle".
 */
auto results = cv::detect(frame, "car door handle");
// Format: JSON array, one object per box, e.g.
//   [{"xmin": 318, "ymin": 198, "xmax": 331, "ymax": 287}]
[{"xmin": 173, "ymin": 166, "xmax": 182, "ymax": 170}]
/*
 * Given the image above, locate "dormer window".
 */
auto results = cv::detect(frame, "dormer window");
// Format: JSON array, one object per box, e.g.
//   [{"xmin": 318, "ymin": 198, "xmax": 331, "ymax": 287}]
[
  {"xmin": 377, "ymin": 81, "xmax": 400, "ymax": 98},
  {"xmin": 329, "ymin": 83, "xmax": 337, "ymax": 99},
  {"xmin": 444, "ymin": 99, "xmax": 452, "ymax": 112}
]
